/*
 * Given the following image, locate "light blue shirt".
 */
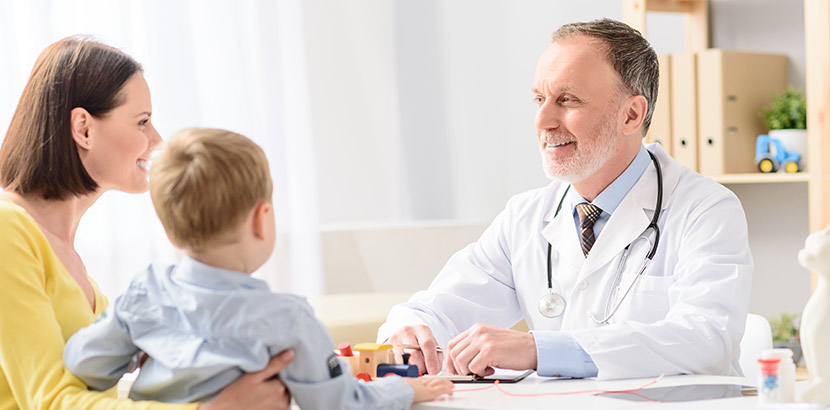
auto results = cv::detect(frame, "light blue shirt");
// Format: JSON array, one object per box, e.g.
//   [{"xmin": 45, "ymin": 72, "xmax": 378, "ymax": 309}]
[
  {"xmin": 570, "ymin": 144, "xmax": 651, "ymax": 240},
  {"xmin": 533, "ymin": 145, "xmax": 651, "ymax": 378},
  {"xmin": 64, "ymin": 257, "xmax": 413, "ymax": 409}
]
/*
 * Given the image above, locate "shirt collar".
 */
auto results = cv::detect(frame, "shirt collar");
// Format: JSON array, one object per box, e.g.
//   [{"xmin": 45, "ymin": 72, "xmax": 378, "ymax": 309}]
[
  {"xmin": 171, "ymin": 256, "xmax": 270, "ymax": 292},
  {"xmin": 569, "ymin": 144, "xmax": 651, "ymax": 216}
]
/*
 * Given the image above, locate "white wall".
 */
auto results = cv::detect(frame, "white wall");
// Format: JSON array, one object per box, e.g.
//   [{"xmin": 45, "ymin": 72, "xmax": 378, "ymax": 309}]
[
  {"xmin": 302, "ymin": 0, "xmax": 409, "ymax": 223},
  {"xmin": 726, "ymin": 183, "xmax": 811, "ymax": 318},
  {"xmin": 302, "ymin": 1, "xmax": 811, "ymax": 318}
]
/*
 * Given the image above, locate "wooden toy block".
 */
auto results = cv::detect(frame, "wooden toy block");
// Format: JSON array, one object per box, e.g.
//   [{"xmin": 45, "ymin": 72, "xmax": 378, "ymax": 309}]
[{"xmin": 352, "ymin": 343, "xmax": 393, "ymax": 378}]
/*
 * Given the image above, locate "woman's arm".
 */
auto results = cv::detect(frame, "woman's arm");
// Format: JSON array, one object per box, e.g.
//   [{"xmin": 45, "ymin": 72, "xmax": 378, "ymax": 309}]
[{"xmin": 199, "ymin": 351, "xmax": 294, "ymax": 410}]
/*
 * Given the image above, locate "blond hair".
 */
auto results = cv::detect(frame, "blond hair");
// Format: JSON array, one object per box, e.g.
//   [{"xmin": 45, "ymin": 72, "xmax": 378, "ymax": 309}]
[{"xmin": 150, "ymin": 128, "xmax": 273, "ymax": 251}]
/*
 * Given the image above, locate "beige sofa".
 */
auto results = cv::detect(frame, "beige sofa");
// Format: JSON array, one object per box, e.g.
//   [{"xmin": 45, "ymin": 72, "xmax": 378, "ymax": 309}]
[{"xmin": 310, "ymin": 221, "xmax": 488, "ymax": 345}]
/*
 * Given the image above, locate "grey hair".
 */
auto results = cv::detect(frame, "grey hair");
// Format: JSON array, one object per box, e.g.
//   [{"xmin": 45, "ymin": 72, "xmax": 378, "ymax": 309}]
[{"xmin": 552, "ymin": 18, "xmax": 659, "ymax": 135}]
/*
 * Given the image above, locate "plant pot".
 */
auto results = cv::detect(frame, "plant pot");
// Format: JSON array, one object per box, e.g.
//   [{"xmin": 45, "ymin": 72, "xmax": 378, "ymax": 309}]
[{"xmin": 768, "ymin": 129, "xmax": 808, "ymax": 172}]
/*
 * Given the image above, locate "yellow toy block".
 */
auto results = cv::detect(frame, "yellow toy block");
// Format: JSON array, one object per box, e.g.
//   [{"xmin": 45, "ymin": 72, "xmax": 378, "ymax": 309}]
[{"xmin": 352, "ymin": 343, "xmax": 393, "ymax": 378}]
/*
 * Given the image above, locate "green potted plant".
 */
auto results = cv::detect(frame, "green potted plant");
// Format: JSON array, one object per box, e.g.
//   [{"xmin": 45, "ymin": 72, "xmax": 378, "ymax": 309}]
[
  {"xmin": 768, "ymin": 311, "xmax": 802, "ymax": 365},
  {"xmin": 761, "ymin": 86, "xmax": 808, "ymax": 171}
]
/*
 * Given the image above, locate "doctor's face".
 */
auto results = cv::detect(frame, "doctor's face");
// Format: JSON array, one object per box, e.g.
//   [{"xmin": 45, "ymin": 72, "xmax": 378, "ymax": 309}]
[{"xmin": 532, "ymin": 35, "xmax": 627, "ymax": 183}]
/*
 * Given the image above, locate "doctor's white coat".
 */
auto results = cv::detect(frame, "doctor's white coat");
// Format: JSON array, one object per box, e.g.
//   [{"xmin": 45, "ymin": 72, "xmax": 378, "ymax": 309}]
[{"xmin": 378, "ymin": 144, "xmax": 753, "ymax": 380}]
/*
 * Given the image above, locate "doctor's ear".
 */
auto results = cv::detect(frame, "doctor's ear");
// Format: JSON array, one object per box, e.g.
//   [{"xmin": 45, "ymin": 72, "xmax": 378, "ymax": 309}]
[
  {"xmin": 70, "ymin": 107, "xmax": 93, "ymax": 149},
  {"xmin": 620, "ymin": 95, "xmax": 648, "ymax": 137}
]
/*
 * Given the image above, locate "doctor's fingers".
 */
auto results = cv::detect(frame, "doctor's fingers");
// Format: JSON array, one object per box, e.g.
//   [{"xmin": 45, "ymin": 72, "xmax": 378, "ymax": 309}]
[
  {"xmin": 414, "ymin": 330, "xmax": 443, "ymax": 375},
  {"xmin": 387, "ymin": 330, "xmax": 422, "ymax": 371},
  {"xmin": 467, "ymin": 349, "xmax": 498, "ymax": 378},
  {"xmin": 389, "ymin": 325, "xmax": 442, "ymax": 375},
  {"xmin": 447, "ymin": 334, "xmax": 477, "ymax": 375},
  {"xmin": 454, "ymin": 341, "xmax": 497, "ymax": 376},
  {"xmin": 395, "ymin": 348, "xmax": 435, "ymax": 377},
  {"xmin": 442, "ymin": 355, "xmax": 457, "ymax": 375},
  {"xmin": 447, "ymin": 324, "xmax": 519, "ymax": 375},
  {"xmin": 445, "ymin": 326, "xmax": 476, "ymax": 375}
]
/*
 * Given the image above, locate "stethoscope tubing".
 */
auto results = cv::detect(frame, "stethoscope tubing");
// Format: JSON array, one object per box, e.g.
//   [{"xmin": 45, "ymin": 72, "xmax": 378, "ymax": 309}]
[{"xmin": 543, "ymin": 150, "xmax": 663, "ymax": 322}]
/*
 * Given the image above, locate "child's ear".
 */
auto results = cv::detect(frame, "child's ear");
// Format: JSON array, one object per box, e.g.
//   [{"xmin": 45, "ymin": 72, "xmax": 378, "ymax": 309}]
[{"xmin": 252, "ymin": 202, "xmax": 272, "ymax": 240}]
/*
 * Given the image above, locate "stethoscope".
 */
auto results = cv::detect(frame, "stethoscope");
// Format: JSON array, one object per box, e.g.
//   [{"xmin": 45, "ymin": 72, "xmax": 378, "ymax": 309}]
[{"xmin": 538, "ymin": 150, "xmax": 663, "ymax": 324}]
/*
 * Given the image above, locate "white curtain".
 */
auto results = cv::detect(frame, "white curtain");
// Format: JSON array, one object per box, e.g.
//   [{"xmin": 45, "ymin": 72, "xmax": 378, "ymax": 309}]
[{"xmin": 0, "ymin": 0, "xmax": 322, "ymax": 298}]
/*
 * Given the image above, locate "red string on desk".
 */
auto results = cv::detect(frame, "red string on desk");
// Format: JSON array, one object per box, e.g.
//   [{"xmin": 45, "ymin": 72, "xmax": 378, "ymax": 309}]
[
  {"xmin": 449, "ymin": 384, "xmax": 498, "ymax": 393},
  {"xmin": 452, "ymin": 376, "xmax": 662, "ymax": 398}
]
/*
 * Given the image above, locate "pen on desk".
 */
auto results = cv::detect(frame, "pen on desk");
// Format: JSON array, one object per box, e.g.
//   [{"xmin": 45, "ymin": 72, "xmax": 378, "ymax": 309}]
[{"xmin": 398, "ymin": 344, "xmax": 445, "ymax": 353}]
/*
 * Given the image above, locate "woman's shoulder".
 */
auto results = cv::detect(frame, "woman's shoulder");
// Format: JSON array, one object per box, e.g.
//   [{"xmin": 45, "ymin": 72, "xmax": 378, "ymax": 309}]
[
  {"xmin": 0, "ymin": 196, "xmax": 38, "ymax": 226},
  {"xmin": 0, "ymin": 197, "xmax": 48, "ymax": 246}
]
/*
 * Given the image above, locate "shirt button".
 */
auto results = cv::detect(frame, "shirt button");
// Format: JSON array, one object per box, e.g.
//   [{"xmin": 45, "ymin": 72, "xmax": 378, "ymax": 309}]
[{"xmin": 579, "ymin": 281, "xmax": 589, "ymax": 290}]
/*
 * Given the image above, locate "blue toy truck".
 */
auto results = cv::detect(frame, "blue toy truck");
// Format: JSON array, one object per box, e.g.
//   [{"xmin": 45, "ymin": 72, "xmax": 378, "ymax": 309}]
[{"xmin": 755, "ymin": 134, "xmax": 801, "ymax": 173}]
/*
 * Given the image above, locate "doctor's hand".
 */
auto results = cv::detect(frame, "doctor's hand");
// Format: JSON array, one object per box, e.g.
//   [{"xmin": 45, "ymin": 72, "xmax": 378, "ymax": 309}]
[
  {"xmin": 387, "ymin": 325, "xmax": 444, "ymax": 375},
  {"xmin": 444, "ymin": 324, "xmax": 537, "ymax": 376}
]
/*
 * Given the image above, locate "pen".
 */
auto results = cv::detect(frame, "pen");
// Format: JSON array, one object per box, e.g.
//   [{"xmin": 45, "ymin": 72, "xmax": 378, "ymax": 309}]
[{"xmin": 398, "ymin": 344, "xmax": 445, "ymax": 353}]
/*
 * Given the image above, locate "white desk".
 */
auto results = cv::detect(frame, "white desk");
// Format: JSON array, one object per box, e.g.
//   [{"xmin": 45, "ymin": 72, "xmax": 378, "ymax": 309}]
[{"xmin": 414, "ymin": 374, "xmax": 762, "ymax": 410}]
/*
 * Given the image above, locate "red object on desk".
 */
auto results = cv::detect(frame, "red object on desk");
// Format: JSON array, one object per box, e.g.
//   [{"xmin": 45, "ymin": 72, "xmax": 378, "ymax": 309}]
[{"xmin": 338, "ymin": 341, "xmax": 353, "ymax": 357}]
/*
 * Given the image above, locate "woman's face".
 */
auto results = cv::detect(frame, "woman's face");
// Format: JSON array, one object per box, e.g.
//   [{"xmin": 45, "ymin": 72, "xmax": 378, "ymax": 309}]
[{"xmin": 81, "ymin": 73, "xmax": 161, "ymax": 194}]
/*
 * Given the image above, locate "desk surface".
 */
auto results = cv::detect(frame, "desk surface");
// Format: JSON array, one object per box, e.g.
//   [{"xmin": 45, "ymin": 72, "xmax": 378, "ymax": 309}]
[{"xmin": 414, "ymin": 374, "xmax": 761, "ymax": 410}]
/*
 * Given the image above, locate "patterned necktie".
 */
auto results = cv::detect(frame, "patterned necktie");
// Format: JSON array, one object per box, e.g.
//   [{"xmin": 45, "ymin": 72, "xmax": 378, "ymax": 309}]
[{"xmin": 576, "ymin": 203, "xmax": 602, "ymax": 257}]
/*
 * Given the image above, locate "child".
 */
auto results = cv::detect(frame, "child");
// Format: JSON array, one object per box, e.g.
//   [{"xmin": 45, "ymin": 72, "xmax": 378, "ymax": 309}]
[{"xmin": 64, "ymin": 128, "xmax": 453, "ymax": 408}]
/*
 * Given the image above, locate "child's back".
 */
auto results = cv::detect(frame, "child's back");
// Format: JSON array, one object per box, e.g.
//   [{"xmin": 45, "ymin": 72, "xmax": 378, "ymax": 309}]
[{"xmin": 65, "ymin": 257, "xmax": 413, "ymax": 408}]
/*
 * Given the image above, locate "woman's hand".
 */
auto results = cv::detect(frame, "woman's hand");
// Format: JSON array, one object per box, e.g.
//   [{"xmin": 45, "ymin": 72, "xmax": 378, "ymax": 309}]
[{"xmin": 199, "ymin": 349, "xmax": 295, "ymax": 410}]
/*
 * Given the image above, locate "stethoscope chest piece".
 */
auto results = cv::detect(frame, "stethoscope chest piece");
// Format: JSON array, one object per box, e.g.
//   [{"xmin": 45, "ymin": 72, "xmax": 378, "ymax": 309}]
[{"xmin": 538, "ymin": 289, "xmax": 566, "ymax": 318}]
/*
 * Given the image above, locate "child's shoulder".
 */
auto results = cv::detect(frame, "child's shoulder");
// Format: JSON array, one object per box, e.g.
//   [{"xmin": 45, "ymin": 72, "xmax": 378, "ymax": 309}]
[
  {"xmin": 113, "ymin": 263, "xmax": 175, "ymax": 311},
  {"xmin": 122, "ymin": 262, "xmax": 173, "ymax": 295},
  {"xmin": 229, "ymin": 292, "xmax": 320, "ymax": 334},
  {"xmin": 243, "ymin": 292, "xmax": 316, "ymax": 321}
]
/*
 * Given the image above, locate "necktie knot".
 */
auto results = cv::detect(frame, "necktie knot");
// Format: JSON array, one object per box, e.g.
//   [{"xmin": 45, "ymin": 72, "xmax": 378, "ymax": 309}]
[{"xmin": 576, "ymin": 203, "xmax": 602, "ymax": 257}]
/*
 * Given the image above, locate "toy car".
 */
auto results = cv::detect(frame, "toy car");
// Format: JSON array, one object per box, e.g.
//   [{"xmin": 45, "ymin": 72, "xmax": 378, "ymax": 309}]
[{"xmin": 755, "ymin": 134, "xmax": 801, "ymax": 173}]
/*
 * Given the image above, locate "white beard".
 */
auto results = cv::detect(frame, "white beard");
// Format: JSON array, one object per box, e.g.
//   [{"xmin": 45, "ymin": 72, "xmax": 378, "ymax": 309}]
[{"xmin": 539, "ymin": 114, "xmax": 619, "ymax": 183}]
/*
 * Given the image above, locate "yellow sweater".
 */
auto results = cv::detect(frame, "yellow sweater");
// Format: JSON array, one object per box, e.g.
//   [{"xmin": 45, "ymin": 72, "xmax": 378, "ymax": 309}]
[{"xmin": 0, "ymin": 198, "xmax": 197, "ymax": 410}]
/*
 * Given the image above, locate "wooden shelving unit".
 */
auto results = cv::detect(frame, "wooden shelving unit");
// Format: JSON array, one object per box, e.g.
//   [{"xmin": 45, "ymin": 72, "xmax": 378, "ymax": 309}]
[
  {"xmin": 622, "ymin": 0, "xmax": 708, "ymax": 51},
  {"xmin": 804, "ymin": 1, "xmax": 830, "ymax": 235},
  {"xmin": 712, "ymin": 173, "xmax": 811, "ymax": 185},
  {"xmin": 804, "ymin": 1, "xmax": 830, "ymax": 289}
]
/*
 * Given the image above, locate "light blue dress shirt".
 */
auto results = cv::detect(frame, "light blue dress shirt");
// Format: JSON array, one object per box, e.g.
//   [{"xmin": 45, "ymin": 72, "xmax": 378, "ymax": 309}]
[
  {"xmin": 64, "ymin": 257, "xmax": 413, "ymax": 409},
  {"xmin": 532, "ymin": 145, "xmax": 651, "ymax": 378}
]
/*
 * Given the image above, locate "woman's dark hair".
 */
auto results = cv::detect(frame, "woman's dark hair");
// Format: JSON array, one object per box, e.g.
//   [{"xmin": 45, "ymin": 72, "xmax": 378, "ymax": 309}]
[{"xmin": 0, "ymin": 36, "xmax": 142, "ymax": 200}]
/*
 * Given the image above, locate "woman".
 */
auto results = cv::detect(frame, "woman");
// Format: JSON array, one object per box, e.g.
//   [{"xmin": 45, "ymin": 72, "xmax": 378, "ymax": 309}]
[{"xmin": 0, "ymin": 37, "xmax": 292, "ymax": 410}]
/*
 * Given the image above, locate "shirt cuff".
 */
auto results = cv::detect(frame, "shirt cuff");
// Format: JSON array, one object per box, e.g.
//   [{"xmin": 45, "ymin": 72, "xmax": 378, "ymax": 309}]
[{"xmin": 530, "ymin": 330, "xmax": 598, "ymax": 378}]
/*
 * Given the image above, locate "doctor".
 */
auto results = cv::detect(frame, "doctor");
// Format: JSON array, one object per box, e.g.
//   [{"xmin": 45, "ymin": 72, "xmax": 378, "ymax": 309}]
[{"xmin": 378, "ymin": 18, "xmax": 753, "ymax": 380}]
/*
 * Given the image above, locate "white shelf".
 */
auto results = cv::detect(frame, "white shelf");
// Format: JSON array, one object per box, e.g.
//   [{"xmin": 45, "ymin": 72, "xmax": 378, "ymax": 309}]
[{"xmin": 710, "ymin": 173, "xmax": 811, "ymax": 184}]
